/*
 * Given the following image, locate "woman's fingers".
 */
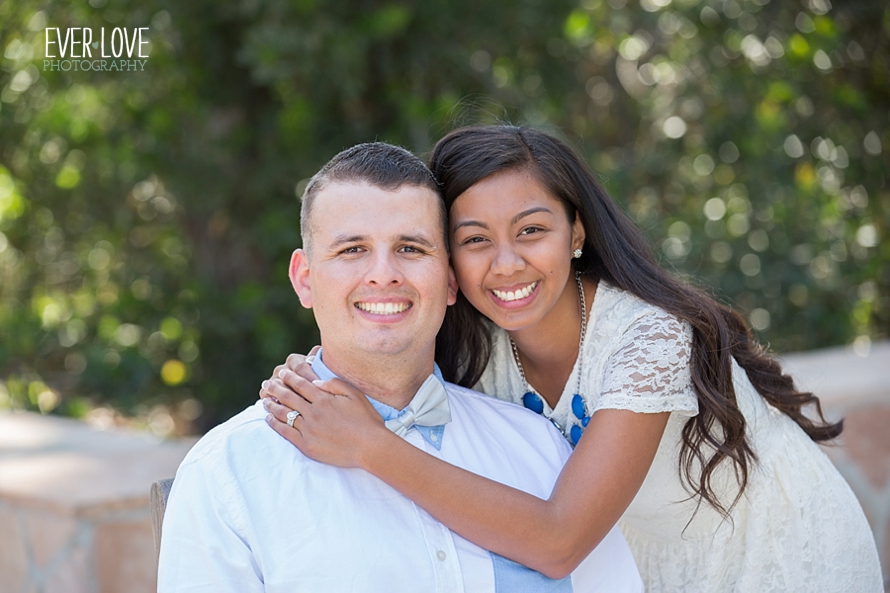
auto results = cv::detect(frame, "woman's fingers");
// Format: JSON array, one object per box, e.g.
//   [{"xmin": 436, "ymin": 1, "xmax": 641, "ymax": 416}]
[
  {"xmin": 259, "ymin": 364, "xmax": 285, "ymax": 400},
  {"xmin": 263, "ymin": 396, "xmax": 308, "ymax": 427},
  {"xmin": 285, "ymin": 348, "xmax": 321, "ymax": 384},
  {"xmin": 265, "ymin": 373, "xmax": 320, "ymax": 409},
  {"xmin": 312, "ymin": 377, "xmax": 364, "ymax": 399},
  {"xmin": 263, "ymin": 376, "xmax": 389, "ymax": 469},
  {"xmin": 261, "ymin": 378, "xmax": 296, "ymax": 404},
  {"xmin": 259, "ymin": 346, "xmax": 320, "ymax": 400},
  {"xmin": 289, "ymin": 345, "xmax": 321, "ymax": 370},
  {"xmin": 264, "ymin": 402, "xmax": 304, "ymax": 448}
]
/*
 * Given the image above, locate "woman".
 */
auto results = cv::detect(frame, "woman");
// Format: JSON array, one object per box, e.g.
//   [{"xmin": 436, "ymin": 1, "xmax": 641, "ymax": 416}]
[{"xmin": 262, "ymin": 126, "xmax": 882, "ymax": 591}]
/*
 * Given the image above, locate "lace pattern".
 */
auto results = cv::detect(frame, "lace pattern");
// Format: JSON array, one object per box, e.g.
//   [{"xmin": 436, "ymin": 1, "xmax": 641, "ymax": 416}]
[{"xmin": 596, "ymin": 312, "xmax": 697, "ymax": 416}]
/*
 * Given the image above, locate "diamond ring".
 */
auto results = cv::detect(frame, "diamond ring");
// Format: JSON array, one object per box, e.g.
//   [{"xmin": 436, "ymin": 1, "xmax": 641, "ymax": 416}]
[{"xmin": 286, "ymin": 409, "xmax": 300, "ymax": 427}]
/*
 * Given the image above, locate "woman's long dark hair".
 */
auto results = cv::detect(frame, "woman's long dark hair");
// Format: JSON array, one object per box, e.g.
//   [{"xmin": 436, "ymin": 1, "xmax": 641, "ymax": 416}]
[{"xmin": 431, "ymin": 125, "xmax": 842, "ymax": 517}]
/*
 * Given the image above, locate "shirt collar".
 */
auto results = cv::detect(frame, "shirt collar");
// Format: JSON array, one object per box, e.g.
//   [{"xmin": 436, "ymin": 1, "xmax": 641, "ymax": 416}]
[{"xmin": 310, "ymin": 350, "xmax": 449, "ymax": 450}]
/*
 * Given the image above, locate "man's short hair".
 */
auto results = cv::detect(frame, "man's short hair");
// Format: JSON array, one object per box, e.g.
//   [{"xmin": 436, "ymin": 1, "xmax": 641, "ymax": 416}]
[{"xmin": 300, "ymin": 142, "xmax": 445, "ymax": 255}]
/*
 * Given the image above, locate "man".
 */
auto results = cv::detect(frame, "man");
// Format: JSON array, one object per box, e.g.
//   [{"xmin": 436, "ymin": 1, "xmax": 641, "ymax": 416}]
[{"xmin": 157, "ymin": 142, "xmax": 642, "ymax": 592}]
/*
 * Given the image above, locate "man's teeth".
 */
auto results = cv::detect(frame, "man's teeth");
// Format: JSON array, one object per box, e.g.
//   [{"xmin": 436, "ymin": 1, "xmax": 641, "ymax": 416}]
[
  {"xmin": 355, "ymin": 302, "xmax": 411, "ymax": 315},
  {"xmin": 492, "ymin": 282, "xmax": 537, "ymax": 302}
]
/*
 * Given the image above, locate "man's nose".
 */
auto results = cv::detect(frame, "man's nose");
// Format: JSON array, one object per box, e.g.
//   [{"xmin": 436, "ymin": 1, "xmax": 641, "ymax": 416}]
[
  {"xmin": 366, "ymin": 250, "xmax": 404, "ymax": 285},
  {"xmin": 490, "ymin": 243, "xmax": 526, "ymax": 277}
]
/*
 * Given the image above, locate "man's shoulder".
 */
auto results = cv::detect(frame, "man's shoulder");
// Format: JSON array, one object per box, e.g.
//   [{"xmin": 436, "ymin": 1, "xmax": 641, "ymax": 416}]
[{"xmin": 178, "ymin": 400, "xmax": 289, "ymax": 470}]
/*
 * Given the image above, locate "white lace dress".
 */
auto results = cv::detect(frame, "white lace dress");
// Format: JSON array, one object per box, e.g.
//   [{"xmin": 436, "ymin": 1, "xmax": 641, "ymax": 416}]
[{"xmin": 476, "ymin": 282, "xmax": 882, "ymax": 592}]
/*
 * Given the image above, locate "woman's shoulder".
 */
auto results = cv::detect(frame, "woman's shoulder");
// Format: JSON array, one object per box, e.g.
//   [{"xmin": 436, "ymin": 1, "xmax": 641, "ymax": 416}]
[
  {"xmin": 592, "ymin": 282, "xmax": 690, "ymax": 346},
  {"xmin": 588, "ymin": 283, "xmax": 698, "ymax": 415},
  {"xmin": 472, "ymin": 323, "xmax": 525, "ymax": 404}
]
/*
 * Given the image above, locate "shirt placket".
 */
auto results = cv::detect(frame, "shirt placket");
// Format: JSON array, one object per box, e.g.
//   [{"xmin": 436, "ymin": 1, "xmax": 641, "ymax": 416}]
[{"xmin": 404, "ymin": 430, "xmax": 465, "ymax": 593}]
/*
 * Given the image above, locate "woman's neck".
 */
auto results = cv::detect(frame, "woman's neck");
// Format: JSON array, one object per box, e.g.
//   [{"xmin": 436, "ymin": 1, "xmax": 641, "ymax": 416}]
[{"xmin": 508, "ymin": 275, "xmax": 596, "ymax": 408}]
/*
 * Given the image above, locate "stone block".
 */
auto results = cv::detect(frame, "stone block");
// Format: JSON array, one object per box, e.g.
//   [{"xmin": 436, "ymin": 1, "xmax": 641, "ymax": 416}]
[
  {"xmin": 94, "ymin": 517, "xmax": 157, "ymax": 593},
  {"xmin": 0, "ymin": 503, "xmax": 29, "ymax": 593},
  {"xmin": 842, "ymin": 404, "xmax": 890, "ymax": 490},
  {"xmin": 45, "ymin": 542, "xmax": 91, "ymax": 593},
  {"xmin": 23, "ymin": 507, "xmax": 79, "ymax": 569}
]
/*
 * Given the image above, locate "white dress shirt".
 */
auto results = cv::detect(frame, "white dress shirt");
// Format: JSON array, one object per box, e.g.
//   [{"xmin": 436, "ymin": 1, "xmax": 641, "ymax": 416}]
[{"xmin": 157, "ymin": 364, "xmax": 642, "ymax": 593}]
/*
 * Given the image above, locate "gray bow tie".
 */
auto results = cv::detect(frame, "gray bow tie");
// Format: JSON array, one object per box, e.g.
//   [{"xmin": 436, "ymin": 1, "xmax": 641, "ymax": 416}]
[{"xmin": 384, "ymin": 375, "xmax": 452, "ymax": 438}]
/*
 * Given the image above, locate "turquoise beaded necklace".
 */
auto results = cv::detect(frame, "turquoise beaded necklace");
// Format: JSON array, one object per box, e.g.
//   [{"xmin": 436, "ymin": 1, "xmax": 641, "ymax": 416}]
[{"xmin": 511, "ymin": 271, "xmax": 591, "ymax": 446}]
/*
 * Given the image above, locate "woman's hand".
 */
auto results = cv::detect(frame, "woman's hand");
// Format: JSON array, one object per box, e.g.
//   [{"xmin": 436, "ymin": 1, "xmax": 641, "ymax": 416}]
[
  {"xmin": 262, "ymin": 367, "xmax": 394, "ymax": 469},
  {"xmin": 258, "ymin": 346, "xmax": 321, "ymax": 402}
]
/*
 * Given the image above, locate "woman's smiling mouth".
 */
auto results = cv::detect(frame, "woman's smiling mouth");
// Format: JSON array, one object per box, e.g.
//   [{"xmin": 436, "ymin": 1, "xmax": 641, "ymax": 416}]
[{"xmin": 491, "ymin": 281, "xmax": 539, "ymax": 303}]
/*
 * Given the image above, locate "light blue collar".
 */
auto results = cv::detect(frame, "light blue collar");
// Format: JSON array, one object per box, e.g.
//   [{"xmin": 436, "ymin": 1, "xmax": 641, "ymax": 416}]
[{"xmin": 310, "ymin": 351, "xmax": 449, "ymax": 450}]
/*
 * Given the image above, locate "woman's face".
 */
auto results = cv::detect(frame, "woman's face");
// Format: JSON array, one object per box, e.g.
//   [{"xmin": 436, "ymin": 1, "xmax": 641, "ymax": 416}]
[{"xmin": 449, "ymin": 169, "xmax": 585, "ymax": 333}]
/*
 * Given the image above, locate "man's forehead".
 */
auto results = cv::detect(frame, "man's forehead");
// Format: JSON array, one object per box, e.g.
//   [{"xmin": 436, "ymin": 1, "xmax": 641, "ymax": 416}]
[
  {"xmin": 311, "ymin": 182, "xmax": 442, "ymax": 237},
  {"xmin": 315, "ymin": 180, "xmax": 437, "ymax": 204}
]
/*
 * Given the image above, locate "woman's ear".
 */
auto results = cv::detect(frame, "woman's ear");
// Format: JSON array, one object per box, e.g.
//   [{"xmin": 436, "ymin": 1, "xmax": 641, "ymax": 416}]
[{"xmin": 571, "ymin": 212, "xmax": 586, "ymax": 252}]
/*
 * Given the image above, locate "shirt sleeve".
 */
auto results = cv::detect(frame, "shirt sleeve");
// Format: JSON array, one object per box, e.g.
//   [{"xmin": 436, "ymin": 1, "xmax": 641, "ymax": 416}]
[
  {"xmin": 593, "ymin": 310, "xmax": 699, "ymax": 416},
  {"xmin": 157, "ymin": 454, "xmax": 264, "ymax": 593}
]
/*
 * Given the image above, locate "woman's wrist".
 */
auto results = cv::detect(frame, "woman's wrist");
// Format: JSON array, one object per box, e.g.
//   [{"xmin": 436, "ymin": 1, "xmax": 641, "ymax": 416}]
[{"xmin": 356, "ymin": 425, "xmax": 401, "ymax": 471}]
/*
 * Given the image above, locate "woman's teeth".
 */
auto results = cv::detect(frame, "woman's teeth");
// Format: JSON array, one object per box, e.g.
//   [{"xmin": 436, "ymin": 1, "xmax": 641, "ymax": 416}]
[
  {"xmin": 492, "ymin": 282, "xmax": 537, "ymax": 302},
  {"xmin": 355, "ymin": 302, "xmax": 411, "ymax": 315}
]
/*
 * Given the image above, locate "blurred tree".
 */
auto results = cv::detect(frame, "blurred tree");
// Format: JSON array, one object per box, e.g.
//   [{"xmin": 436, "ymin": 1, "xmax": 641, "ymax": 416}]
[{"xmin": 0, "ymin": 0, "xmax": 887, "ymax": 433}]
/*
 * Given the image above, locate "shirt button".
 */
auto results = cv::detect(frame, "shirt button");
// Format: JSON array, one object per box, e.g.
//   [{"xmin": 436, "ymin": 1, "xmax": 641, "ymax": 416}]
[
  {"xmin": 430, "ymin": 434, "xmax": 439, "ymax": 442},
  {"xmin": 436, "ymin": 550, "xmax": 446, "ymax": 561}
]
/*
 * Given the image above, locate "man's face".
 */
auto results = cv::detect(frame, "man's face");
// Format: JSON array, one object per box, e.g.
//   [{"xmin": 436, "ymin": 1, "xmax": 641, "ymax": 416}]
[{"xmin": 290, "ymin": 181, "xmax": 457, "ymax": 362}]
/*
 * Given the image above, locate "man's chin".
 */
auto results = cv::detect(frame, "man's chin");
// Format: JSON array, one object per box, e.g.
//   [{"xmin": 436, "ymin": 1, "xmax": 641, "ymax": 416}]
[
  {"xmin": 360, "ymin": 328, "xmax": 439, "ymax": 357},
  {"xmin": 358, "ymin": 338, "xmax": 413, "ymax": 357}
]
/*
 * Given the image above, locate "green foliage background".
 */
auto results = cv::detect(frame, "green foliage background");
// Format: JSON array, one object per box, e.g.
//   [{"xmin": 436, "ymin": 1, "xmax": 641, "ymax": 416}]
[{"xmin": 1, "ymin": 0, "xmax": 887, "ymax": 434}]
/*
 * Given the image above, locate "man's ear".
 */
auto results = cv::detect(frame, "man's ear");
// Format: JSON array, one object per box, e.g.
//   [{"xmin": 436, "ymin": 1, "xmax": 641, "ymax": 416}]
[
  {"xmin": 289, "ymin": 249, "xmax": 313, "ymax": 308},
  {"xmin": 446, "ymin": 264, "xmax": 459, "ymax": 306}
]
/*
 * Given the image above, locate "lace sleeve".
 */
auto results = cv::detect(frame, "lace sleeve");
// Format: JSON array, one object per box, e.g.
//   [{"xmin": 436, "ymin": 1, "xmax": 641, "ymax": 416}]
[{"xmin": 594, "ymin": 312, "xmax": 699, "ymax": 416}]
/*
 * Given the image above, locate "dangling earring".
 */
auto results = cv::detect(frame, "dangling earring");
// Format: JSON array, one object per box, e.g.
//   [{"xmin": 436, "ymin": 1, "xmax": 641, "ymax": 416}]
[{"xmin": 573, "ymin": 248, "xmax": 582, "ymax": 259}]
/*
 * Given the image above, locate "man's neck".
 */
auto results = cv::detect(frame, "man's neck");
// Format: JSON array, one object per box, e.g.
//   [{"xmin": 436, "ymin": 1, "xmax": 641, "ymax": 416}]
[{"xmin": 319, "ymin": 347, "xmax": 435, "ymax": 410}]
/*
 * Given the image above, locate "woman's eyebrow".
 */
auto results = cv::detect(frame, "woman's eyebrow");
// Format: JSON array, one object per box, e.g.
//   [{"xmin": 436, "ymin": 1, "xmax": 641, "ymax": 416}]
[
  {"xmin": 452, "ymin": 206, "xmax": 554, "ymax": 232},
  {"xmin": 452, "ymin": 220, "xmax": 489, "ymax": 231},
  {"xmin": 511, "ymin": 206, "xmax": 552, "ymax": 226}
]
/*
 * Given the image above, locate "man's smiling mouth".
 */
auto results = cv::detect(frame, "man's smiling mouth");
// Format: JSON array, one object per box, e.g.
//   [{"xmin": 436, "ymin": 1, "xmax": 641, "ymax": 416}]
[{"xmin": 355, "ymin": 302, "xmax": 412, "ymax": 315}]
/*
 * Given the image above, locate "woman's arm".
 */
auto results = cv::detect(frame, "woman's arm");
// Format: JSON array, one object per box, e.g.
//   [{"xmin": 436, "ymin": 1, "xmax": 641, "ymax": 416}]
[
  {"xmin": 264, "ymin": 370, "xmax": 667, "ymax": 579},
  {"xmin": 362, "ymin": 408, "xmax": 667, "ymax": 579}
]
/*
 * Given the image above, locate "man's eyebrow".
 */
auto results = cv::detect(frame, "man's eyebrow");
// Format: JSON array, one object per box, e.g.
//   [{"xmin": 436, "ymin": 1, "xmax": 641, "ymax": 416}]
[
  {"xmin": 328, "ymin": 234, "xmax": 366, "ymax": 249},
  {"xmin": 399, "ymin": 234, "xmax": 436, "ymax": 248},
  {"xmin": 327, "ymin": 234, "xmax": 437, "ymax": 249}
]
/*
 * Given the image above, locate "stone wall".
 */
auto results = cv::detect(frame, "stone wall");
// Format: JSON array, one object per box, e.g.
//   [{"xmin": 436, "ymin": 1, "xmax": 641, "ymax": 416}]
[
  {"xmin": 0, "ymin": 341, "xmax": 887, "ymax": 592},
  {"xmin": 0, "ymin": 412, "xmax": 194, "ymax": 593}
]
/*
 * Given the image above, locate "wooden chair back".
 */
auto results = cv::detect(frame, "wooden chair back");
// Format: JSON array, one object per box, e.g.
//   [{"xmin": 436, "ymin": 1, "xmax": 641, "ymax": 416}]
[{"xmin": 150, "ymin": 478, "xmax": 175, "ymax": 560}]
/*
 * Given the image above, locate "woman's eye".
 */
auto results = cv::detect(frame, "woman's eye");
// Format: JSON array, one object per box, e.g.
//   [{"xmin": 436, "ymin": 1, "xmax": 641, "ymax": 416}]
[
  {"xmin": 520, "ymin": 226, "xmax": 543, "ymax": 236},
  {"xmin": 460, "ymin": 236, "xmax": 486, "ymax": 245}
]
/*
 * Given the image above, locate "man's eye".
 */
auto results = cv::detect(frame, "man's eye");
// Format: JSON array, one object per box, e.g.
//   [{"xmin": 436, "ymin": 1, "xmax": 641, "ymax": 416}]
[
  {"xmin": 341, "ymin": 246, "xmax": 363, "ymax": 254},
  {"xmin": 399, "ymin": 245, "xmax": 422, "ymax": 253}
]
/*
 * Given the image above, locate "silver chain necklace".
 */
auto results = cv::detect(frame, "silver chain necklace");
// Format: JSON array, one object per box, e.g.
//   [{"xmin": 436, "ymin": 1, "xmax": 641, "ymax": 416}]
[{"xmin": 510, "ymin": 271, "xmax": 591, "ymax": 445}]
